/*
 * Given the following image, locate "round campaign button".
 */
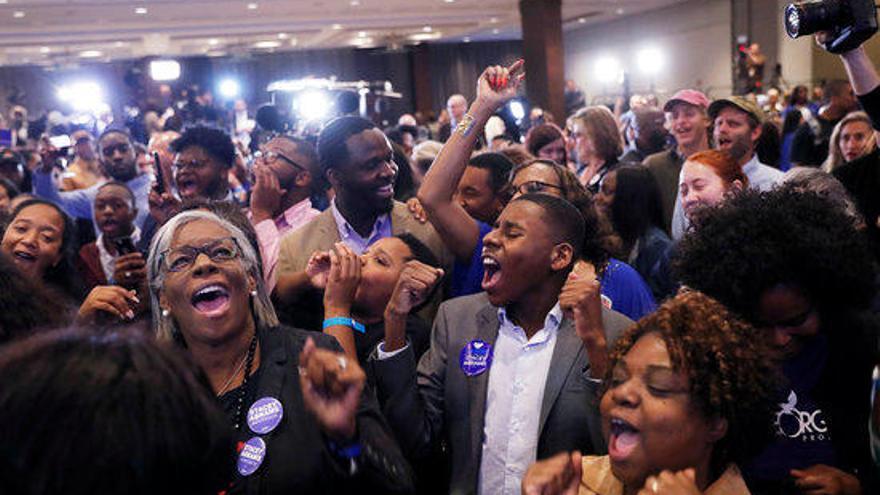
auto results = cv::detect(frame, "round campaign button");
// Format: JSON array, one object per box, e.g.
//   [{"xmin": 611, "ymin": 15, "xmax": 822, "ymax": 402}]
[
  {"xmin": 237, "ymin": 436, "xmax": 267, "ymax": 476},
  {"xmin": 247, "ymin": 397, "xmax": 284, "ymax": 435},
  {"xmin": 459, "ymin": 339, "xmax": 493, "ymax": 377}
]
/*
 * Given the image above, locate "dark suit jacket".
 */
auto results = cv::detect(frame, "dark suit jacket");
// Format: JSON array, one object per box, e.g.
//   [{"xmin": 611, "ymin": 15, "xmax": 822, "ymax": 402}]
[
  {"xmin": 369, "ymin": 292, "xmax": 633, "ymax": 495},
  {"xmin": 226, "ymin": 326, "xmax": 414, "ymax": 494}
]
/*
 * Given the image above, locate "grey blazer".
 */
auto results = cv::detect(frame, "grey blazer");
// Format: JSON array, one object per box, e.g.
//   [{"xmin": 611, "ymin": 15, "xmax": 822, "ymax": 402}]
[{"xmin": 369, "ymin": 292, "xmax": 634, "ymax": 495}]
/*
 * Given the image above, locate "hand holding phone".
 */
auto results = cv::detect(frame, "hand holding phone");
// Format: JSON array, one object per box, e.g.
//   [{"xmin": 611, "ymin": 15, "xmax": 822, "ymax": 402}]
[{"xmin": 152, "ymin": 151, "xmax": 166, "ymax": 194}]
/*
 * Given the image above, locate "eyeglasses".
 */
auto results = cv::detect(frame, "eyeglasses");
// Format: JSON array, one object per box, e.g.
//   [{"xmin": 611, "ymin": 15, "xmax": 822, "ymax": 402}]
[
  {"xmin": 254, "ymin": 149, "xmax": 305, "ymax": 172},
  {"xmin": 161, "ymin": 237, "xmax": 241, "ymax": 273},
  {"xmin": 515, "ymin": 181, "xmax": 564, "ymax": 195}
]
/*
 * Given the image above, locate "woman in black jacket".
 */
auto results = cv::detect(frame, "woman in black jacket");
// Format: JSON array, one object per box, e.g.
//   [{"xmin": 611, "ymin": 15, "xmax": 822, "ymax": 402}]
[{"xmin": 147, "ymin": 209, "xmax": 414, "ymax": 494}]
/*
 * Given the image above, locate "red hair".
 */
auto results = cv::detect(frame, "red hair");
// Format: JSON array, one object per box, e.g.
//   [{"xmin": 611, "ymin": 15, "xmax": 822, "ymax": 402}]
[{"xmin": 687, "ymin": 150, "xmax": 749, "ymax": 188}]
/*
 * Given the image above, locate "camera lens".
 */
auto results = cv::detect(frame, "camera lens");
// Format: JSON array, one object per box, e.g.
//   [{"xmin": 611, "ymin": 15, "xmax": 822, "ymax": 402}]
[{"xmin": 785, "ymin": 0, "xmax": 842, "ymax": 38}]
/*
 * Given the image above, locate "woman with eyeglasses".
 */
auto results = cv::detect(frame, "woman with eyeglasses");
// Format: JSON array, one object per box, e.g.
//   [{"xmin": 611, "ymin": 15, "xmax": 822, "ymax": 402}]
[
  {"xmin": 509, "ymin": 159, "xmax": 656, "ymax": 321},
  {"xmin": 146, "ymin": 209, "xmax": 413, "ymax": 494},
  {"xmin": 675, "ymin": 187, "xmax": 879, "ymax": 494}
]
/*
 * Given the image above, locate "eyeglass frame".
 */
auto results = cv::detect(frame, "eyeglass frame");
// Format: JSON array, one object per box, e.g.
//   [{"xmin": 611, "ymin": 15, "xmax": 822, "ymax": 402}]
[
  {"xmin": 514, "ymin": 180, "xmax": 564, "ymax": 195},
  {"xmin": 254, "ymin": 149, "xmax": 307, "ymax": 173},
  {"xmin": 159, "ymin": 236, "xmax": 242, "ymax": 273}
]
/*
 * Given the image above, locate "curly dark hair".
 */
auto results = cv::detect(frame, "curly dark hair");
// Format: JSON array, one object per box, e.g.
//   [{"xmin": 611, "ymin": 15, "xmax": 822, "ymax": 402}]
[
  {"xmin": 171, "ymin": 125, "xmax": 236, "ymax": 168},
  {"xmin": 604, "ymin": 290, "xmax": 778, "ymax": 470},
  {"xmin": 673, "ymin": 187, "xmax": 876, "ymax": 322}
]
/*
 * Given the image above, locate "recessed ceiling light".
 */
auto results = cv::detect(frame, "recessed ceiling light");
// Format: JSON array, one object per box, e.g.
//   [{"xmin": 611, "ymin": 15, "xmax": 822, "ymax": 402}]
[
  {"xmin": 463, "ymin": 37, "xmax": 471, "ymax": 43},
  {"xmin": 0, "ymin": 0, "xmax": 10, "ymax": 5},
  {"xmin": 289, "ymin": 38, "xmax": 298, "ymax": 46},
  {"xmin": 247, "ymin": 3, "xmax": 258, "ymax": 10},
  {"xmin": 489, "ymin": 17, "xmax": 498, "ymax": 23},
  {"xmin": 277, "ymin": 33, "xmax": 288, "ymax": 39},
  {"xmin": 616, "ymin": 7, "xmax": 625, "ymax": 15},
  {"xmin": 350, "ymin": 0, "xmax": 360, "ymax": 5},
  {"xmin": 492, "ymin": 28, "xmax": 500, "ymax": 34},
  {"xmin": 332, "ymin": 23, "xmax": 343, "ymax": 30},
  {"xmin": 114, "ymin": 41, "xmax": 125, "ymax": 47},
  {"xmin": 357, "ymin": 31, "xmax": 367, "ymax": 38},
  {"xmin": 80, "ymin": 50, "xmax": 103, "ymax": 58},
  {"xmin": 423, "ymin": 26, "xmax": 432, "ymax": 32},
  {"xmin": 40, "ymin": 46, "xmax": 50, "ymax": 54},
  {"xmin": 254, "ymin": 40, "xmax": 281, "ymax": 49},
  {"xmin": 444, "ymin": 0, "xmax": 455, "ymax": 3},
  {"xmin": 134, "ymin": 7, "xmax": 148, "ymax": 15},
  {"xmin": 13, "ymin": 11, "xmax": 25, "ymax": 18},
  {"xmin": 578, "ymin": 17, "xmax": 586, "ymax": 23},
  {"xmin": 209, "ymin": 38, "xmax": 220, "ymax": 46}
]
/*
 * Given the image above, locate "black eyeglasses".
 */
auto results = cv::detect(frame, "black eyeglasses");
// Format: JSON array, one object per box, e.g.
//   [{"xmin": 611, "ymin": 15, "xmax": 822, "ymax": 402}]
[
  {"xmin": 254, "ymin": 149, "xmax": 305, "ymax": 172},
  {"xmin": 161, "ymin": 237, "xmax": 241, "ymax": 272},
  {"xmin": 515, "ymin": 181, "xmax": 564, "ymax": 195}
]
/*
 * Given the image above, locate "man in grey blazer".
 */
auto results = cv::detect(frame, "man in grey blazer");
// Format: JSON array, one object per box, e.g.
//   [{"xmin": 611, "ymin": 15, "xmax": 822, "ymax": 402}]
[{"xmin": 370, "ymin": 193, "xmax": 633, "ymax": 495}]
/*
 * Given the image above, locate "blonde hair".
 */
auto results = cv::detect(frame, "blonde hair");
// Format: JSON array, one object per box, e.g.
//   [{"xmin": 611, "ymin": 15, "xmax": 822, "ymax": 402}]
[
  {"xmin": 147, "ymin": 210, "xmax": 278, "ymax": 343},
  {"xmin": 822, "ymin": 111, "xmax": 876, "ymax": 173}
]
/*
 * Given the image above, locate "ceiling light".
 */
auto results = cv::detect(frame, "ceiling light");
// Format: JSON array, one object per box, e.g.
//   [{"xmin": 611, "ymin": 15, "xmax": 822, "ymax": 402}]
[
  {"xmin": 463, "ymin": 37, "xmax": 471, "ymax": 43},
  {"xmin": 114, "ymin": 41, "xmax": 125, "ymax": 47},
  {"xmin": 209, "ymin": 38, "xmax": 220, "ymax": 46},
  {"xmin": 350, "ymin": 0, "xmax": 360, "ymax": 5},
  {"xmin": 254, "ymin": 40, "xmax": 281, "ymax": 49},
  {"xmin": 247, "ymin": 3, "xmax": 258, "ymax": 10},
  {"xmin": 0, "ymin": 1, "xmax": 9, "ymax": 5},
  {"xmin": 79, "ymin": 50, "xmax": 103, "ymax": 58},
  {"xmin": 423, "ymin": 26, "xmax": 432, "ymax": 32},
  {"xmin": 13, "ymin": 11, "xmax": 25, "ymax": 18},
  {"xmin": 289, "ymin": 38, "xmax": 298, "ymax": 46},
  {"xmin": 40, "ymin": 47, "xmax": 50, "ymax": 54},
  {"xmin": 492, "ymin": 28, "xmax": 500, "ymax": 34},
  {"xmin": 134, "ymin": 7, "xmax": 148, "ymax": 15},
  {"xmin": 578, "ymin": 17, "xmax": 586, "ymax": 24},
  {"xmin": 489, "ymin": 17, "xmax": 498, "ymax": 23},
  {"xmin": 444, "ymin": 0, "xmax": 455, "ymax": 3},
  {"xmin": 278, "ymin": 33, "xmax": 288, "ymax": 39},
  {"xmin": 616, "ymin": 7, "xmax": 625, "ymax": 15},
  {"xmin": 150, "ymin": 60, "xmax": 181, "ymax": 81},
  {"xmin": 357, "ymin": 31, "xmax": 367, "ymax": 38},
  {"xmin": 332, "ymin": 24, "xmax": 343, "ymax": 30}
]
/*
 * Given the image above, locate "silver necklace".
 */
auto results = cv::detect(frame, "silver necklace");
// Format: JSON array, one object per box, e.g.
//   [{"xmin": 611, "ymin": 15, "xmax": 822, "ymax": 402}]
[{"xmin": 216, "ymin": 348, "xmax": 249, "ymax": 396}]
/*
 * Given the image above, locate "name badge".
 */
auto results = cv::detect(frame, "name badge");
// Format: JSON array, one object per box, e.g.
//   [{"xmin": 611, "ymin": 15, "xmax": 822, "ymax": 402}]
[
  {"xmin": 237, "ymin": 436, "xmax": 267, "ymax": 476},
  {"xmin": 247, "ymin": 397, "xmax": 284, "ymax": 435},
  {"xmin": 460, "ymin": 340, "xmax": 493, "ymax": 377}
]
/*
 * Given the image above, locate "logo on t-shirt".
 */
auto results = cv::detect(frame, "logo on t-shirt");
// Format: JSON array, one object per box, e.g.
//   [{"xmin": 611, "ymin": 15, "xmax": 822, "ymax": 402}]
[{"xmin": 775, "ymin": 390, "xmax": 830, "ymax": 442}]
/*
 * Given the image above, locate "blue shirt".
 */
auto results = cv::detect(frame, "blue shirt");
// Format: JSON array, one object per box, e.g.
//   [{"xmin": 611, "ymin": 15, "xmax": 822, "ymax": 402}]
[
  {"xmin": 32, "ymin": 171, "xmax": 152, "ymax": 235},
  {"xmin": 599, "ymin": 258, "xmax": 656, "ymax": 321},
  {"xmin": 451, "ymin": 221, "xmax": 492, "ymax": 298}
]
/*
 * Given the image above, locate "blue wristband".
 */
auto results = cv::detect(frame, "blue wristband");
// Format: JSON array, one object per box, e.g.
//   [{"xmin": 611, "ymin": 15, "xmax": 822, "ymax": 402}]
[
  {"xmin": 323, "ymin": 317, "xmax": 366, "ymax": 334},
  {"xmin": 328, "ymin": 440, "xmax": 362, "ymax": 459}
]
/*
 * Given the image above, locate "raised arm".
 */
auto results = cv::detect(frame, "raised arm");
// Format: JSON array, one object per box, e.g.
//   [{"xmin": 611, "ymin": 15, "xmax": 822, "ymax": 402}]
[
  {"xmin": 840, "ymin": 46, "xmax": 880, "ymax": 96},
  {"xmin": 417, "ymin": 60, "xmax": 525, "ymax": 261}
]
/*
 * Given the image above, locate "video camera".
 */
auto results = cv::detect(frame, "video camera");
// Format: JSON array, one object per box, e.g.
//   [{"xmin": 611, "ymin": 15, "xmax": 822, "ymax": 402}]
[{"xmin": 784, "ymin": 0, "xmax": 878, "ymax": 53}]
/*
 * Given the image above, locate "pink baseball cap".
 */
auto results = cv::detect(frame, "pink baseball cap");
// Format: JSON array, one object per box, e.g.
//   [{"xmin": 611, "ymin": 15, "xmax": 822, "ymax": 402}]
[{"xmin": 663, "ymin": 89, "xmax": 710, "ymax": 112}]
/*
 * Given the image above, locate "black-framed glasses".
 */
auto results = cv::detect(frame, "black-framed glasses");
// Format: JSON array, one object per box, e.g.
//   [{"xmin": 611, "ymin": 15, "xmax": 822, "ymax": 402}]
[
  {"xmin": 515, "ymin": 181, "xmax": 564, "ymax": 195},
  {"xmin": 161, "ymin": 237, "xmax": 241, "ymax": 273},
  {"xmin": 254, "ymin": 149, "xmax": 305, "ymax": 172}
]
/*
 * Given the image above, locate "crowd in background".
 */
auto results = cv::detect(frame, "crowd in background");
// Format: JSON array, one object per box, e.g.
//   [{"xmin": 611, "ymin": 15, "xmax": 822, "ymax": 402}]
[{"xmin": 1, "ymin": 28, "xmax": 880, "ymax": 495}]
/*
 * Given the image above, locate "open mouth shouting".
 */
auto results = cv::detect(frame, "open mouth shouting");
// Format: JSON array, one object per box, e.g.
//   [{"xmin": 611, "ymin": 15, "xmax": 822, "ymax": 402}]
[
  {"xmin": 177, "ymin": 175, "xmax": 199, "ymax": 198},
  {"xmin": 191, "ymin": 282, "xmax": 231, "ymax": 318},
  {"xmin": 608, "ymin": 416, "xmax": 641, "ymax": 463},
  {"xmin": 481, "ymin": 252, "xmax": 502, "ymax": 292}
]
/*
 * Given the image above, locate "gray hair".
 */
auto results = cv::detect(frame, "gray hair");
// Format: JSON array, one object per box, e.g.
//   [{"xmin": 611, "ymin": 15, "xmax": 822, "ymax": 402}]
[
  {"xmin": 782, "ymin": 167, "xmax": 863, "ymax": 227},
  {"xmin": 147, "ymin": 210, "xmax": 278, "ymax": 343}
]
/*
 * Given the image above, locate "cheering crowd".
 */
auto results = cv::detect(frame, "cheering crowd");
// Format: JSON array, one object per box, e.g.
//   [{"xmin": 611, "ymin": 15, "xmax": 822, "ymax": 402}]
[{"xmin": 1, "ymin": 30, "xmax": 880, "ymax": 495}]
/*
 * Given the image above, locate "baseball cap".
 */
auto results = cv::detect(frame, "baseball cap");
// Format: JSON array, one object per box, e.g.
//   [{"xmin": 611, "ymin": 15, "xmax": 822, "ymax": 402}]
[
  {"xmin": 708, "ymin": 96, "xmax": 766, "ymax": 124},
  {"xmin": 663, "ymin": 89, "xmax": 710, "ymax": 112}
]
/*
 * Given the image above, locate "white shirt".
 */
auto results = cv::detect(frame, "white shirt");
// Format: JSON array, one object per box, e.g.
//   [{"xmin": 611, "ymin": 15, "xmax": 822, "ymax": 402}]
[{"xmin": 478, "ymin": 304, "xmax": 563, "ymax": 495}]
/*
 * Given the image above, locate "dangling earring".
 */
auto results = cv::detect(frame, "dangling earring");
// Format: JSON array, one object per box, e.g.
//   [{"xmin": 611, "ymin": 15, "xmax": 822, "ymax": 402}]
[
  {"xmin": 162, "ymin": 309, "xmax": 170, "ymax": 318},
  {"xmin": 250, "ymin": 290, "xmax": 258, "ymax": 298}
]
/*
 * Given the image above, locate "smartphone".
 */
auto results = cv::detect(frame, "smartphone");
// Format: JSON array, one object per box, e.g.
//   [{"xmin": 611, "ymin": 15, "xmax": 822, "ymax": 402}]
[
  {"xmin": 112, "ymin": 236, "xmax": 137, "ymax": 256},
  {"xmin": 49, "ymin": 135, "xmax": 72, "ymax": 149},
  {"xmin": 152, "ymin": 151, "xmax": 165, "ymax": 194}
]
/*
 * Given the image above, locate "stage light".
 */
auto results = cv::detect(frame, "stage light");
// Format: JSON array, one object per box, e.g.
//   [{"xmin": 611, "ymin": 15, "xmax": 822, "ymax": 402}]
[
  {"xmin": 509, "ymin": 100, "xmax": 525, "ymax": 122},
  {"xmin": 637, "ymin": 47, "xmax": 664, "ymax": 75},
  {"xmin": 57, "ymin": 81, "xmax": 106, "ymax": 113},
  {"xmin": 594, "ymin": 56, "xmax": 622, "ymax": 84},
  {"xmin": 294, "ymin": 90, "xmax": 332, "ymax": 121},
  {"xmin": 219, "ymin": 79, "xmax": 240, "ymax": 99},
  {"xmin": 150, "ymin": 60, "xmax": 180, "ymax": 81}
]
